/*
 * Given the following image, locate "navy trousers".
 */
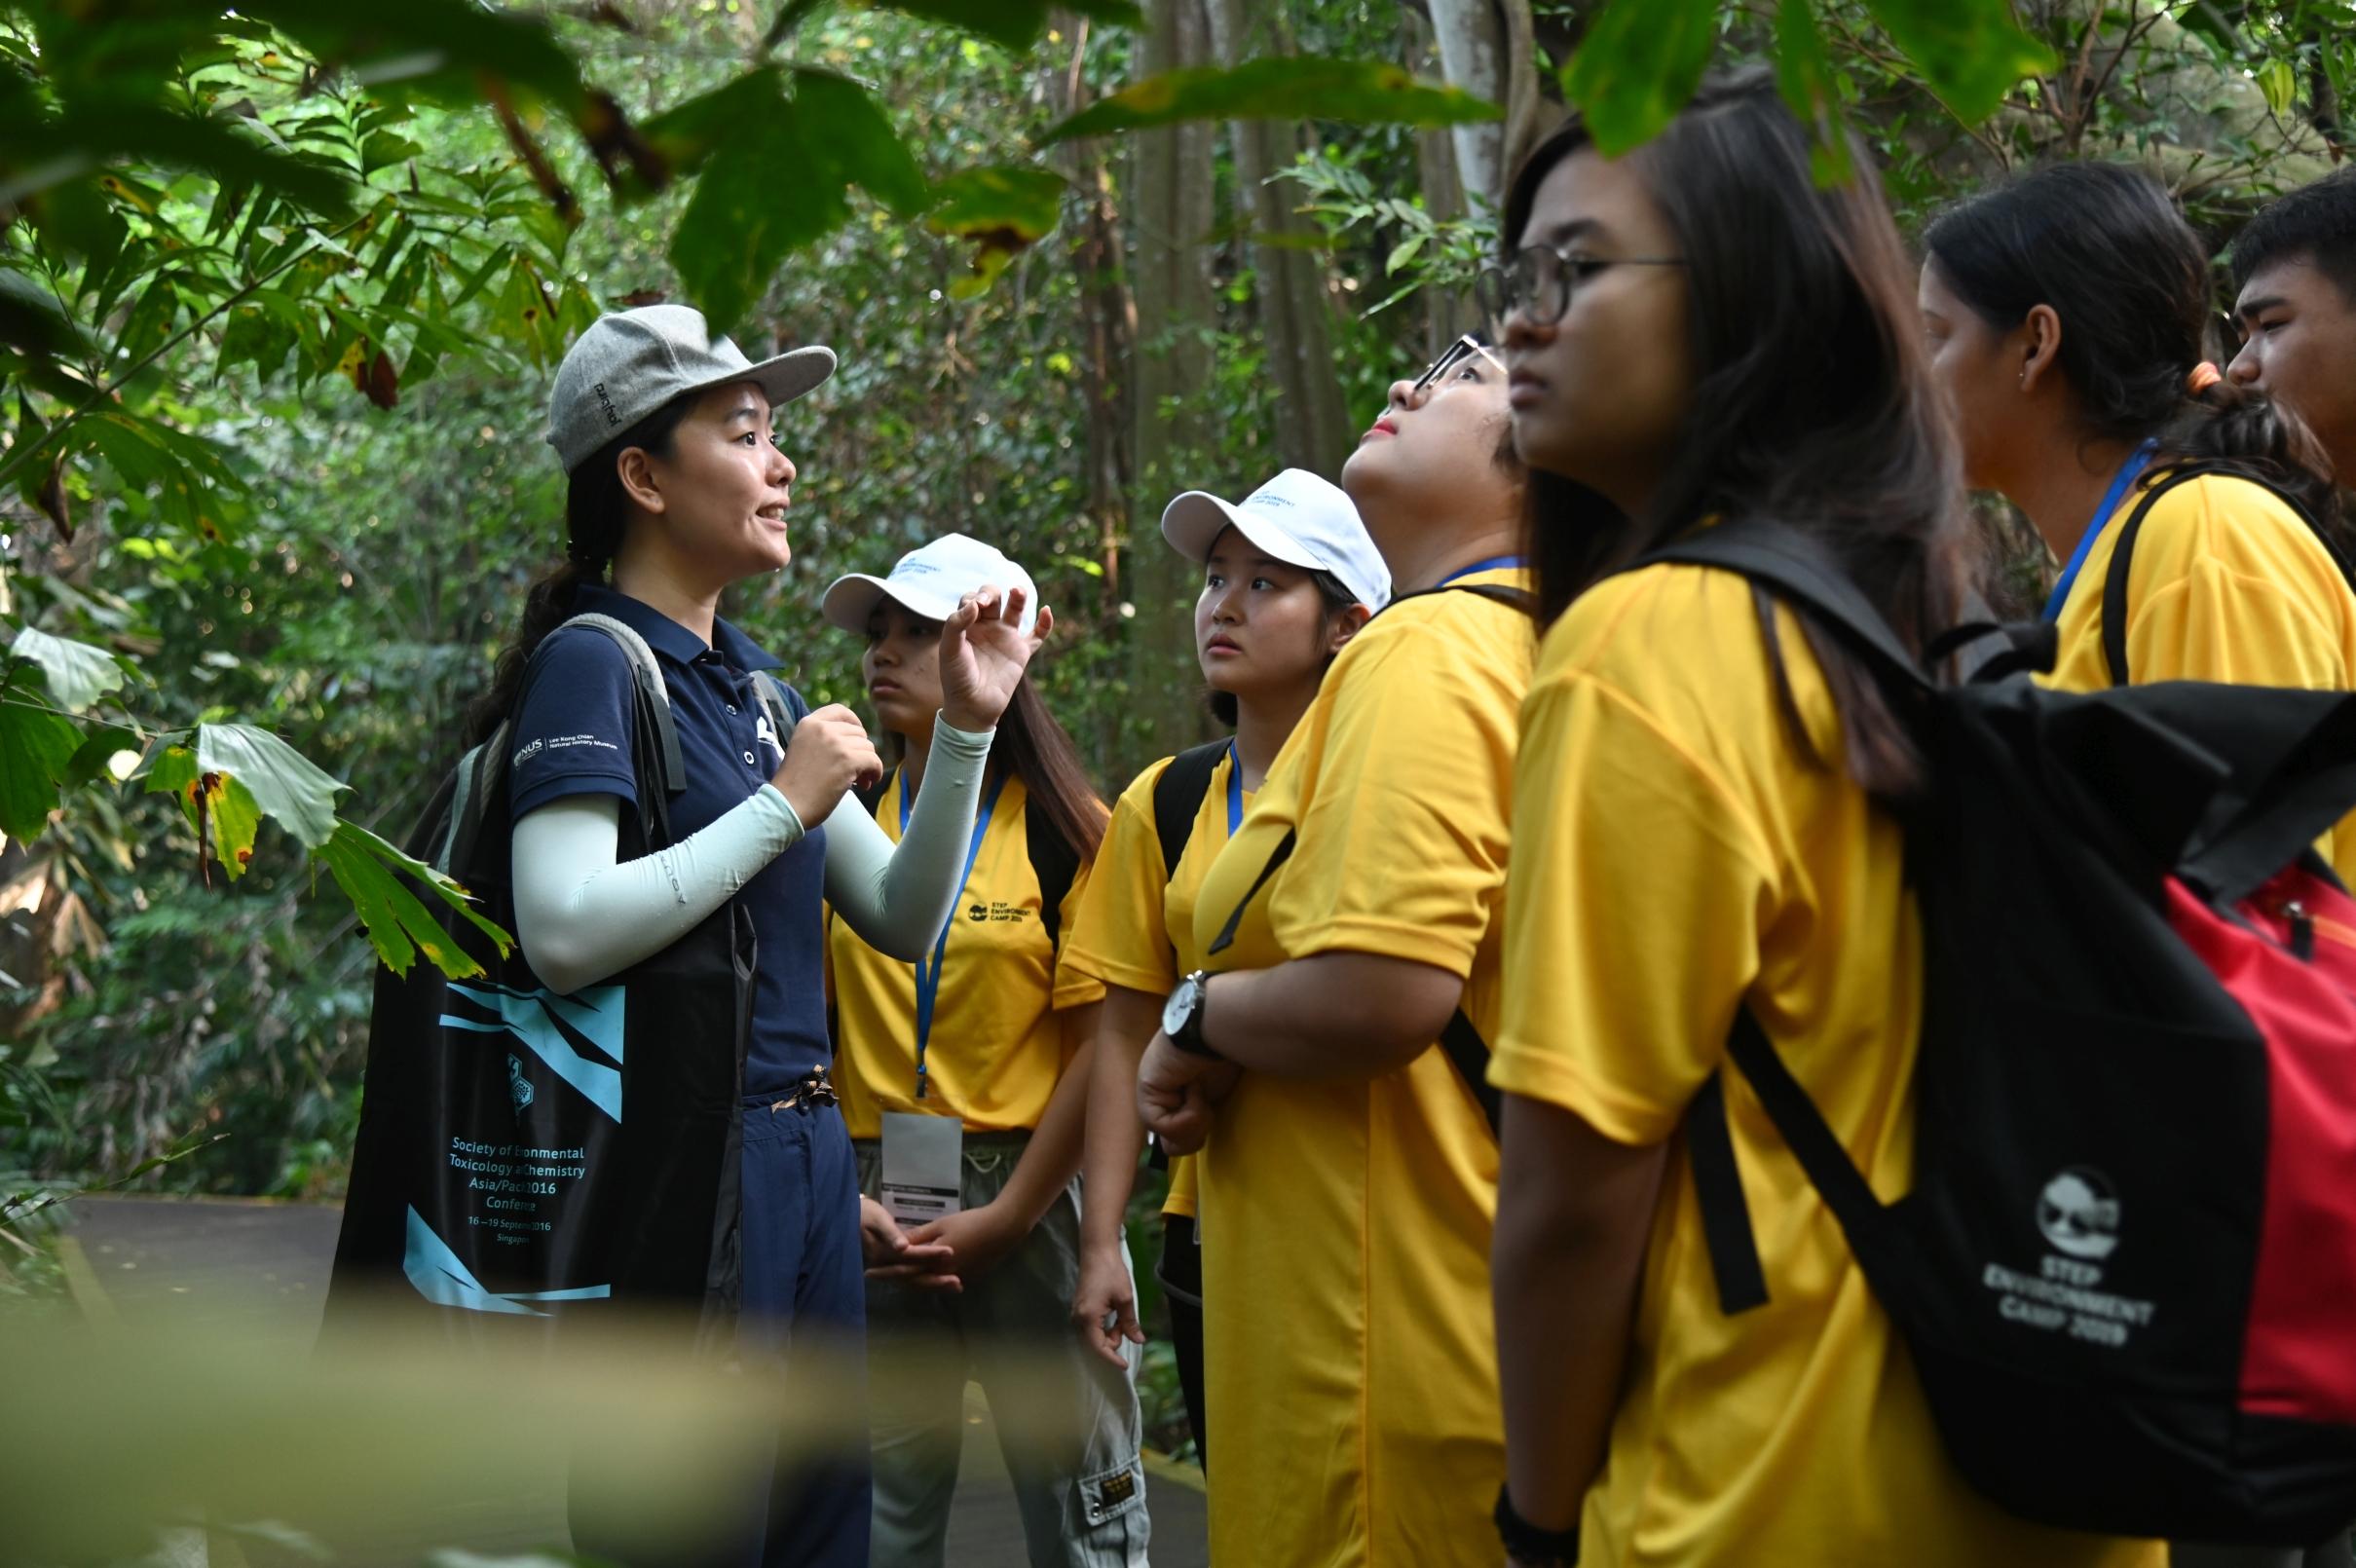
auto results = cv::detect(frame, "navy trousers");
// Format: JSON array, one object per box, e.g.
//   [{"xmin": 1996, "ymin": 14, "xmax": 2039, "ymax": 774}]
[{"xmin": 730, "ymin": 1096, "xmax": 872, "ymax": 1568}]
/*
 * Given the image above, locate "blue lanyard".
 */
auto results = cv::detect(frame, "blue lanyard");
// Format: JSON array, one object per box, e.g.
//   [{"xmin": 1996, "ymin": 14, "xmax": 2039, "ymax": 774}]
[
  {"xmin": 1438, "ymin": 554, "xmax": 1526, "ymax": 587},
  {"xmin": 1224, "ymin": 741, "xmax": 1243, "ymax": 835},
  {"xmin": 899, "ymin": 771, "xmax": 1007, "ymax": 1101},
  {"xmin": 2043, "ymin": 443, "xmax": 2156, "ymax": 622}
]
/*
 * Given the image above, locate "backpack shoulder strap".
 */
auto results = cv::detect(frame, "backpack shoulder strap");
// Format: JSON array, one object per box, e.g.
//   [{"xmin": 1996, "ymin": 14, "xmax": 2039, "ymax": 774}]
[
  {"xmin": 1635, "ymin": 520, "xmax": 1930, "ymax": 693},
  {"xmin": 1438, "ymin": 1009, "xmax": 1502, "ymax": 1139},
  {"xmin": 1025, "ymin": 796, "xmax": 1082, "ymax": 949},
  {"xmin": 1152, "ymin": 741, "xmax": 1230, "ymax": 882},
  {"xmin": 2097, "ymin": 462, "xmax": 2326, "ymax": 689},
  {"xmin": 545, "ymin": 612, "xmax": 687, "ymax": 795}
]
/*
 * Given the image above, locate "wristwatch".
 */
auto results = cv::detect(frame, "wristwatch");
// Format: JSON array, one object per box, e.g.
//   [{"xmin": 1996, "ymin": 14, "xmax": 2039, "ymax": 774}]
[{"xmin": 1162, "ymin": 971, "xmax": 1221, "ymax": 1060}]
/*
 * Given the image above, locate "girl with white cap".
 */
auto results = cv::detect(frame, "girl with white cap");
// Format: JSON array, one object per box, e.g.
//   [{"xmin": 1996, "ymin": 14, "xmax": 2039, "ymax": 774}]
[
  {"xmin": 1061, "ymin": 468, "xmax": 1387, "ymax": 1469},
  {"xmin": 1131, "ymin": 339, "xmax": 1533, "ymax": 1566},
  {"xmin": 817, "ymin": 536, "xmax": 1147, "ymax": 1567},
  {"xmin": 483, "ymin": 305, "xmax": 1045, "ymax": 1567}
]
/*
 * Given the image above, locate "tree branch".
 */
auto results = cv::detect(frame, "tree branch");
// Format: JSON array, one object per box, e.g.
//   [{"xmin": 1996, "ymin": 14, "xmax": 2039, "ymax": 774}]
[{"xmin": 0, "ymin": 212, "xmax": 370, "ymax": 497}]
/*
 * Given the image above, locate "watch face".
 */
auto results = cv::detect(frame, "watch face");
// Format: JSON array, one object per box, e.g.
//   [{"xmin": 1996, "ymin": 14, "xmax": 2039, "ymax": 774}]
[{"xmin": 1162, "ymin": 977, "xmax": 1199, "ymax": 1037}]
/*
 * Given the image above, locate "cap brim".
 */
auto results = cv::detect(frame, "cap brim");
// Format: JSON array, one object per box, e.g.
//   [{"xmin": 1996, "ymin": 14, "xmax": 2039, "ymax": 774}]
[
  {"xmin": 819, "ymin": 572, "xmax": 966, "ymax": 634},
  {"xmin": 693, "ymin": 344, "xmax": 837, "ymax": 413},
  {"xmin": 1160, "ymin": 491, "xmax": 1323, "ymax": 573}
]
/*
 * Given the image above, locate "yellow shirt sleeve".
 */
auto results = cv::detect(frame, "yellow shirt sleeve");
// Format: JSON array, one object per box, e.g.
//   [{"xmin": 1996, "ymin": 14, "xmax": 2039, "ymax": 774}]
[
  {"xmin": 1051, "ymin": 854, "xmax": 1109, "ymax": 1012},
  {"xmin": 1490, "ymin": 570, "xmax": 1796, "ymax": 1145},
  {"xmin": 1267, "ymin": 616, "xmax": 1523, "ymax": 976},
  {"xmin": 1060, "ymin": 761, "xmax": 1180, "ymax": 997}
]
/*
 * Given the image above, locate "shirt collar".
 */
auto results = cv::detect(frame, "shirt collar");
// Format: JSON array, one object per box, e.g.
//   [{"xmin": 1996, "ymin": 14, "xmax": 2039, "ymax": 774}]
[{"xmin": 572, "ymin": 583, "xmax": 783, "ymax": 672}]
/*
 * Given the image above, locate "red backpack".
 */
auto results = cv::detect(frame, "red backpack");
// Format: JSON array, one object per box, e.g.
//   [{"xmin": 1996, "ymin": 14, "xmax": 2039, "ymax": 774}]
[{"xmin": 1654, "ymin": 520, "xmax": 2356, "ymax": 1545}]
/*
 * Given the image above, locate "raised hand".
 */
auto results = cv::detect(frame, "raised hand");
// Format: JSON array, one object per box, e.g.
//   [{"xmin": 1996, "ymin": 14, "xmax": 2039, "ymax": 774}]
[{"xmin": 937, "ymin": 584, "xmax": 1052, "ymax": 732}]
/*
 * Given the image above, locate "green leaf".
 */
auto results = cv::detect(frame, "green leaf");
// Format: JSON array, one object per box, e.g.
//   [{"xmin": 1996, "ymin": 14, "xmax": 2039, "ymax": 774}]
[
  {"xmin": 1774, "ymin": 0, "xmax": 1852, "ymax": 184},
  {"xmin": 0, "ymin": 703, "xmax": 78, "ymax": 842},
  {"xmin": 1863, "ymin": 0, "xmax": 2057, "ymax": 126},
  {"xmin": 202, "ymin": 772, "xmax": 263, "ymax": 880},
  {"xmin": 636, "ymin": 69, "xmax": 785, "ymax": 198},
  {"xmin": 2259, "ymin": 58, "xmax": 2298, "ymax": 118},
  {"xmin": 926, "ymin": 166, "xmax": 1066, "ymax": 296},
  {"xmin": 1558, "ymin": 0, "xmax": 1718, "ymax": 156},
  {"xmin": 316, "ymin": 820, "xmax": 508, "ymax": 980},
  {"xmin": 11, "ymin": 626, "xmax": 125, "ymax": 712},
  {"xmin": 792, "ymin": 72, "xmax": 930, "ymax": 218},
  {"xmin": 141, "ymin": 743, "xmax": 198, "ymax": 800},
  {"xmin": 195, "ymin": 723, "xmax": 347, "ymax": 849},
  {"xmin": 838, "ymin": 0, "xmax": 1141, "ymax": 53},
  {"xmin": 62, "ymin": 727, "xmax": 141, "ymax": 789},
  {"xmin": 1042, "ymin": 57, "xmax": 1502, "ymax": 144},
  {"xmin": 668, "ymin": 98, "xmax": 846, "ymax": 334},
  {"xmin": 360, "ymin": 131, "xmax": 424, "ymax": 174}
]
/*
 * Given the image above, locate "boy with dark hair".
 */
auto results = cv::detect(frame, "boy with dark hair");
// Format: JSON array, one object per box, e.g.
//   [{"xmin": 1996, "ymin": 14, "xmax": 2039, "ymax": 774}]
[{"xmin": 2228, "ymin": 168, "xmax": 2356, "ymax": 484}]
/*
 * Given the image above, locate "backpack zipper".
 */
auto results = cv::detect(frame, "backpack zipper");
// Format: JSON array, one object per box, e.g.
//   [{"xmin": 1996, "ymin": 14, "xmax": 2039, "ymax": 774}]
[{"xmin": 2282, "ymin": 900, "xmax": 2316, "ymax": 962}]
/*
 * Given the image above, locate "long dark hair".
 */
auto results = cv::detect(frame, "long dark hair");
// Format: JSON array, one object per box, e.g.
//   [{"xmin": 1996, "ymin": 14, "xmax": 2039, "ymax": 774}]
[
  {"xmin": 996, "ymin": 678, "xmax": 1106, "ymax": 861},
  {"xmin": 1507, "ymin": 69, "xmax": 1972, "ymax": 796},
  {"xmin": 1924, "ymin": 161, "xmax": 2339, "ymax": 524},
  {"xmin": 1205, "ymin": 566, "xmax": 1361, "ymax": 728},
  {"xmin": 462, "ymin": 394, "xmax": 695, "ymax": 747}
]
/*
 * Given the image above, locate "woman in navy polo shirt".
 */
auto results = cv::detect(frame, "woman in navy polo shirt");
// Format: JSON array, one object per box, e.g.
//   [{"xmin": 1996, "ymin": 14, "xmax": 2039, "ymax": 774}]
[{"xmin": 480, "ymin": 305, "xmax": 1046, "ymax": 1568}]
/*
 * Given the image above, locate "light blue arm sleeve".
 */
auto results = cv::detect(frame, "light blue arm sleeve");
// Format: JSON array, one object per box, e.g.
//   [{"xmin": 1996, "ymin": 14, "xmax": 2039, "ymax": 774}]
[{"xmin": 823, "ymin": 715, "xmax": 994, "ymax": 961}]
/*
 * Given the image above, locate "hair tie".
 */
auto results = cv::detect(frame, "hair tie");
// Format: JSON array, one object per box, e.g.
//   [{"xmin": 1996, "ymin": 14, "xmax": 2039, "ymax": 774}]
[{"xmin": 2188, "ymin": 361, "xmax": 2224, "ymax": 394}]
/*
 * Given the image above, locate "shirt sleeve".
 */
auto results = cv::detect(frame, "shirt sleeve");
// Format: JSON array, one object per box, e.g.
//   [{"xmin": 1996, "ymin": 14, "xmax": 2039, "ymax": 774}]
[
  {"xmin": 507, "ymin": 627, "xmax": 639, "ymax": 821},
  {"xmin": 1267, "ymin": 621, "xmax": 1518, "ymax": 977},
  {"xmin": 1060, "ymin": 764, "xmax": 1179, "ymax": 996},
  {"xmin": 1488, "ymin": 666, "xmax": 1778, "ymax": 1146},
  {"xmin": 1052, "ymin": 857, "xmax": 1110, "ymax": 1011}
]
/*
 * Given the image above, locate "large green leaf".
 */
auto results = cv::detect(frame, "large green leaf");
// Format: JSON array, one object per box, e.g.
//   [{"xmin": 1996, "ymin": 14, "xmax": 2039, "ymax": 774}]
[
  {"xmin": 11, "ymin": 626, "xmax": 125, "ymax": 712},
  {"xmin": 668, "ymin": 95, "xmax": 847, "ymax": 333},
  {"xmin": 1044, "ymin": 56, "xmax": 1501, "ymax": 143},
  {"xmin": 316, "ymin": 820, "xmax": 508, "ymax": 979},
  {"xmin": 1774, "ymin": 0, "xmax": 1852, "ymax": 184},
  {"xmin": 1557, "ymin": 0, "xmax": 1719, "ymax": 156},
  {"xmin": 926, "ymin": 166, "xmax": 1066, "ymax": 297},
  {"xmin": 195, "ymin": 723, "xmax": 347, "ymax": 850},
  {"xmin": 635, "ymin": 69, "xmax": 786, "ymax": 197},
  {"xmin": 0, "ymin": 702, "xmax": 79, "ymax": 842},
  {"xmin": 771, "ymin": 0, "xmax": 1141, "ymax": 54},
  {"xmin": 793, "ymin": 71, "xmax": 930, "ymax": 219},
  {"xmin": 1864, "ymin": 0, "xmax": 2056, "ymax": 126}
]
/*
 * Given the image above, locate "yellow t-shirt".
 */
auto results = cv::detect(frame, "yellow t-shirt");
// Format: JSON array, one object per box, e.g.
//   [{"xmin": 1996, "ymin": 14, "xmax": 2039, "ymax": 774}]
[
  {"xmin": 1490, "ymin": 562, "xmax": 2161, "ymax": 1568},
  {"xmin": 830, "ymin": 772, "xmax": 1103, "ymax": 1139},
  {"xmin": 1061, "ymin": 745, "xmax": 1250, "ymax": 1220},
  {"xmin": 1187, "ymin": 567, "xmax": 1534, "ymax": 1568},
  {"xmin": 2046, "ymin": 469, "xmax": 2356, "ymax": 885}
]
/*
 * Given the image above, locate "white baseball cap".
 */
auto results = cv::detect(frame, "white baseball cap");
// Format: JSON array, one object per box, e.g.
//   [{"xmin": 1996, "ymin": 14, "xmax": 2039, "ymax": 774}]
[
  {"xmin": 1160, "ymin": 468, "xmax": 1390, "ymax": 610},
  {"xmin": 821, "ymin": 533, "xmax": 1041, "ymax": 637}
]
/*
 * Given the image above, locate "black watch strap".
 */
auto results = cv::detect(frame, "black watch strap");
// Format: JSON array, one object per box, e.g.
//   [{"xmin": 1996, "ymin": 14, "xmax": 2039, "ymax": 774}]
[
  {"xmin": 1170, "ymin": 977, "xmax": 1220, "ymax": 1060},
  {"xmin": 1495, "ymin": 1483, "xmax": 1579, "ymax": 1566}
]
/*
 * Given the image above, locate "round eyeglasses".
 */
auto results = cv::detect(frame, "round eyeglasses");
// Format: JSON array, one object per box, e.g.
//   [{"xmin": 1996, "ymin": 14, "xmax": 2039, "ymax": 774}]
[{"xmin": 1476, "ymin": 243, "xmax": 1687, "ymax": 328}]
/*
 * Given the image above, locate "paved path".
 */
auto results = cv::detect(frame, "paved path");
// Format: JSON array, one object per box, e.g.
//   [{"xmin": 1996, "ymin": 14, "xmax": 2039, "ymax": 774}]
[{"xmin": 61, "ymin": 1195, "xmax": 1207, "ymax": 1566}]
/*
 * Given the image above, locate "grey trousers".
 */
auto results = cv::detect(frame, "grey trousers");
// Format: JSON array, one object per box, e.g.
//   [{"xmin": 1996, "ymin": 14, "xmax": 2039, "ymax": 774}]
[{"xmin": 856, "ymin": 1133, "xmax": 1150, "ymax": 1568}]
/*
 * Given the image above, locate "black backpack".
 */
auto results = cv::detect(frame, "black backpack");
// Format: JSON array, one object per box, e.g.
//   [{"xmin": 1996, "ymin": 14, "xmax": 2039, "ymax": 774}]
[
  {"xmin": 326, "ymin": 616, "xmax": 802, "ymax": 1344},
  {"xmin": 1650, "ymin": 519, "xmax": 2356, "ymax": 1545}
]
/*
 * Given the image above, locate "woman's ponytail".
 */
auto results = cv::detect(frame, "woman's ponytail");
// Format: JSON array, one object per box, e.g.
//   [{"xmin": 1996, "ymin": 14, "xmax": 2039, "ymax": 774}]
[
  {"xmin": 2161, "ymin": 373, "xmax": 2348, "ymax": 565},
  {"xmin": 461, "ymin": 394, "xmax": 695, "ymax": 748}
]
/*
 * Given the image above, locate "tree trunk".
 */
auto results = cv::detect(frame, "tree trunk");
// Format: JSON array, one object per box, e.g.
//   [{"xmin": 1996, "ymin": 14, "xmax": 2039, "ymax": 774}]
[
  {"xmin": 1425, "ymin": 0, "xmax": 1546, "ymax": 214},
  {"xmin": 1404, "ymin": 5, "xmax": 1476, "ymax": 355},
  {"xmin": 1201, "ymin": 0, "xmax": 1353, "ymax": 475},
  {"xmin": 1125, "ymin": 0, "xmax": 1220, "ymax": 766}
]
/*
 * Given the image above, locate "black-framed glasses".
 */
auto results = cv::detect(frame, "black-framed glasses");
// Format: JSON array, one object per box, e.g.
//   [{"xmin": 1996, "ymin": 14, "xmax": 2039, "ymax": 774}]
[
  {"xmin": 1476, "ymin": 243, "xmax": 1687, "ymax": 327},
  {"xmin": 1412, "ymin": 333, "xmax": 1505, "ymax": 392}
]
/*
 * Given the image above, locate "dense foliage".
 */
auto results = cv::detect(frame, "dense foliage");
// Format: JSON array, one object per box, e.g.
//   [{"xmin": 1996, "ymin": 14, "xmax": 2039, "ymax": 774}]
[{"xmin": 2, "ymin": 0, "xmax": 2350, "ymax": 1452}]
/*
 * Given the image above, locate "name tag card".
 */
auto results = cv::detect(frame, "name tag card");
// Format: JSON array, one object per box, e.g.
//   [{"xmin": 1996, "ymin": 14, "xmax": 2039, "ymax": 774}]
[{"xmin": 879, "ymin": 1111, "xmax": 962, "ymax": 1228}]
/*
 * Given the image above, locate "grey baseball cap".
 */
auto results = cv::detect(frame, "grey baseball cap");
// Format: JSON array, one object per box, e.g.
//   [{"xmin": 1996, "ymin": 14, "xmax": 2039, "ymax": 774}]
[{"xmin": 544, "ymin": 304, "xmax": 836, "ymax": 472}]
